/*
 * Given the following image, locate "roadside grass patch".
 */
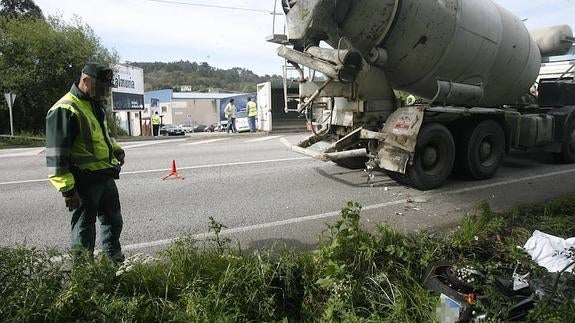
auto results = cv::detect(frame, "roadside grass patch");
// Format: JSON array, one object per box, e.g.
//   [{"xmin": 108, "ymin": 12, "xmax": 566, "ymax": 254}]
[
  {"xmin": 0, "ymin": 131, "xmax": 45, "ymax": 148},
  {"xmin": 1, "ymin": 196, "xmax": 575, "ymax": 321}
]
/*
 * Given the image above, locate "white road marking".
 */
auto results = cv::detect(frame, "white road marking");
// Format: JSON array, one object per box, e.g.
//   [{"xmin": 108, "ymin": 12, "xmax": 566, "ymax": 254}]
[
  {"xmin": 180, "ymin": 138, "xmax": 229, "ymax": 146},
  {"xmin": 444, "ymin": 168, "xmax": 575, "ymax": 194},
  {"xmin": 244, "ymin": 136, "xmax": 281, "ymax": 143},
  {"xmin": 123, "ymin": 139, "xmax": 185, "ymax": 149},
  {"xmin": 0, "ymin": 157, "xmax": 311, "ymax": 186},
  {"xmin": 123, "ymin": 198, "xmax": 411, "ymax": 251},
  {"xmin": 0, "ymin": 178, "xmax": 49, "ymax": 185},
  {"xmin": 121, "ymin": 157, "xmax": 311, "ymax": 175},
  {"xmin": 119, "ymin": 166, "xmax": 575, "ymax": 251}
]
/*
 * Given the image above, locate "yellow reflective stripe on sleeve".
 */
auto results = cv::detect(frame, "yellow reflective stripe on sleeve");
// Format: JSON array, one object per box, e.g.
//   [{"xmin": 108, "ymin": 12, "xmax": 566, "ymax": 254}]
[{"xmin": 48, "ymin": 172, "xmax": 75, "ymax": 193}]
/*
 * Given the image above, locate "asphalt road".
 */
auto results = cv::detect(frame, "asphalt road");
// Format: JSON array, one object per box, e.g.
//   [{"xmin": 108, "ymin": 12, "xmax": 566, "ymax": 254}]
[{"xmin": 1, "ymin": 132, "xmax": 575, "ymax": 254}]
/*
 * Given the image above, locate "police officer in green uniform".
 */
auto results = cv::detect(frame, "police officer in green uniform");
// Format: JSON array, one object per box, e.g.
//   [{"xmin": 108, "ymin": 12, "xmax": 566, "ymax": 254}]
[{"xmin": 46, "ymin": 62, "xmax": 126, "ymax": 262}]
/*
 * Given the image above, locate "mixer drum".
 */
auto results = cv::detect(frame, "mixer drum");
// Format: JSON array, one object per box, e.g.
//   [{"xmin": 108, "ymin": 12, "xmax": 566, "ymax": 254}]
[{"xmin": 333, "ymin": 0, "xmax": 542, "ymax": 107}]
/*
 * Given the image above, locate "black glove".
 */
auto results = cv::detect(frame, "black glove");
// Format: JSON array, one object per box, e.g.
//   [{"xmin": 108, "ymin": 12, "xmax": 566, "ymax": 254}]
[
  {"xmin": 115, "ymin": 151, "xmax": 125, "ymax": 166},
  {"xmin": 64, "ymin": 191, "xmax": 81, "ymax": 210}
]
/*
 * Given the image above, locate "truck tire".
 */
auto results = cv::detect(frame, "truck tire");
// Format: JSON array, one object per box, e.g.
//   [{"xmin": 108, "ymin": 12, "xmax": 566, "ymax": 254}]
[
  {"xmin": 459, "ymin": 120, "xmax": 505, "ymax": 179},
  {"xmin": 553, "ymin": 118, "xmax": 575, "ymax": 163},
  {"xmin": 398, "ymin": 123, "xmax": 455, "ymax": 190}
]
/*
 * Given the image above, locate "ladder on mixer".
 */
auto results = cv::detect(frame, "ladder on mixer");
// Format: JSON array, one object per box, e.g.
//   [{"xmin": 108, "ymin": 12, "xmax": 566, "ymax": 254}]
[{"xmin": 267, "ymin": 0, "xmax": 301, "ymax": 113}]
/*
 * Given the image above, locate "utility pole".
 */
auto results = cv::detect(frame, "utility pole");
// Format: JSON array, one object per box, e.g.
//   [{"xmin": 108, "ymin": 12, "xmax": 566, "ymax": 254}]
[{"xmin": 4, "ymin": 92, "xmax": 16, "ymax": 137}]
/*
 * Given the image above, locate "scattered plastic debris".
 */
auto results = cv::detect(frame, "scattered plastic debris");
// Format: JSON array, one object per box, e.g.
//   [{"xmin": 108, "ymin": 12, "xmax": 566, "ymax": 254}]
[{"xmin": 523, "ymin": 230, "xmax": 575, "ymax": 273}]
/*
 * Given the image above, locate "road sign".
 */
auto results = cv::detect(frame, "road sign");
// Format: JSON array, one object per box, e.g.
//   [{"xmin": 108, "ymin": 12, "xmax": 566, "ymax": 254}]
[{"xmin": 4, "ymin": 92, "xmax": 16, "ymax": 136}]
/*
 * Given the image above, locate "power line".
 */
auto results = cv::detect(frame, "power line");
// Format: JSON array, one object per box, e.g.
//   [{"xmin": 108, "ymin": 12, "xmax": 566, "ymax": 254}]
[{"xmin": 143, "ymin": 0, "xmax": 273, "ymax": 14}]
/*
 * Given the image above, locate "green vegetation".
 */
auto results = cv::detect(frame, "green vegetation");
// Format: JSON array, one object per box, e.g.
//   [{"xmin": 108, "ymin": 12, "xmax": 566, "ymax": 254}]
[
  {"xmin": 0, "ymin": 1, "xmax": 278, "ymax": 136},
  {"xmin": 0, "ymin": 131, "xmax": 44, "ymax": 148},
  {"xmin": 0, "ymin": 1, "xmax": 118, "ymax": 135},
  {"xmin": 132, "ymin": 61, "xmax": 282, "ymax": 93},
  {"xmin": 2, "ymin": 196, "xmax": 575, "ymax": 321}
]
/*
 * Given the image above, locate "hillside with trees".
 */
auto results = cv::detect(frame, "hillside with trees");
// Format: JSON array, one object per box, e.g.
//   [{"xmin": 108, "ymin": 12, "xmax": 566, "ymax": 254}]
[
  {"xmin": 0, "ymin": 0, "xmax": 279, "ymax": 135},
  {"xmin": 0, "ymin": 0, "xmax": 117, "ymax": 134},
  {"xmin": 130, "ymin": 61, "xmax": 282, "ymax": 93}
]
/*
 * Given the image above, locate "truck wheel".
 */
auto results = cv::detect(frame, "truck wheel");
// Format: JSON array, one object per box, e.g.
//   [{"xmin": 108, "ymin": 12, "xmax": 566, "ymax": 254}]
[
  {"xmin": 403, "ymin": 123, "xmax": 455, "ymax": 190},
  {"xmin": 334, "ymin": 157, "xmax": 369, "ymax": 169},
  {"xmin": 459, "ymin": 120, "xmax": 505, "ymax": 179},
  {"xmin": 553, "ymin": 118, "xmax": 575, "ymax": 163}
]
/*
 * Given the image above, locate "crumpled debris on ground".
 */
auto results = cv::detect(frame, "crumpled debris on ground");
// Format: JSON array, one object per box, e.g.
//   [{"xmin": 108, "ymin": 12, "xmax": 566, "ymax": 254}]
[{"xmin": 523, "ymin": 230, "xmax": 575, "ymax": 273}]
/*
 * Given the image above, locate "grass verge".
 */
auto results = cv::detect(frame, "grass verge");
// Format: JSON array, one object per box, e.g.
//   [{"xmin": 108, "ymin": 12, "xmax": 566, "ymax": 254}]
[
  {"xmin": 1, "ymin": 196, "xmax": 575, "ymax": 321},
  {"xmin": 0, "ymin": 131, "xmax": 45, "ymax": 148}
]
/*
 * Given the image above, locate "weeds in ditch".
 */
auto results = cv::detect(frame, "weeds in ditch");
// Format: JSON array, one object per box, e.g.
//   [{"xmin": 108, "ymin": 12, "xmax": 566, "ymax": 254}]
[{"xmin": 1, "ymin": 196, "xmax": 575, "ymax": 321}]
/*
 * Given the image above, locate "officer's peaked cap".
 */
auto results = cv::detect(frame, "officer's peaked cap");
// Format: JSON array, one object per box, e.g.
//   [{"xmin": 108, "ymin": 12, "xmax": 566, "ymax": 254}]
[{"xmin": 82, "ymin": 62, "xmax": 115, "ymax": 86}]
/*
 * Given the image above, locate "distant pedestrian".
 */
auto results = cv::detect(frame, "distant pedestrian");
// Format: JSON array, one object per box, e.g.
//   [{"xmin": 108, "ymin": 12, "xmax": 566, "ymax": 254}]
[
  {"xmin": 151, "ymin": 111, "xmax": 161, "ymax": 137},
  {"xmin": 225, "ymin": 99, "xmax": 237, "ymax": 133},
  {"xmin": 45, "ymin": 62, "xmax": 126, "ymax": 263},
  {"xmin": 246, "ymin": 97, "xmax": 257, "ymax": 132}
]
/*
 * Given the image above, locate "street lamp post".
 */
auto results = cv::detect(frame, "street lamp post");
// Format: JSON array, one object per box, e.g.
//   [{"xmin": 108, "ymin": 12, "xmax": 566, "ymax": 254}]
[{"xmin": 4, "ymin": 92, "xmax": 16, "ymax": 137}]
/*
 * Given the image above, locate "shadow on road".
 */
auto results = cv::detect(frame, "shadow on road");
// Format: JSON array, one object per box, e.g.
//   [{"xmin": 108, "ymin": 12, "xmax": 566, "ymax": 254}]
[{"xmin": 314, "ymin": 167, "xmax": 400, "ymax": 188}]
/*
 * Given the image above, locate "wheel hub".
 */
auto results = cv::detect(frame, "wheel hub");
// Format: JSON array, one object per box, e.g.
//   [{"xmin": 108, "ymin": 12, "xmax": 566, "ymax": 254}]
[
  {"xmin": 479, "ymin": 140, "xmax": 492, "ymax": 162},
  {"xmin": 422, "ymin": 146, "xmax": 438, "ymax": 169}
]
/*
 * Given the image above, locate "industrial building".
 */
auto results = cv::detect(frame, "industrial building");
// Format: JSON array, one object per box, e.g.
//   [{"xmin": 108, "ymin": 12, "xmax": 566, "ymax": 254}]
[{"xmin": 142, "ymin": 89, "xmax": 255, "ymax": 128}]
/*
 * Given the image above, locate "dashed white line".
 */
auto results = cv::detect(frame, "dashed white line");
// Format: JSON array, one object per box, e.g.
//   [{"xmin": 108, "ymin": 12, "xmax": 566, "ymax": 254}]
[
  {"xmin": 121, "ymin": 157, "xmax": 310, "ymax": 175},
  {"xmin": 444, "ymin": 168, "xmax": 575, "ymax": 195},
  {"xmin": 123, "ymin": 139, "xmax": 187, "ymax": 149},
  {"xmin": 180, "ymin": 138, "xmax": 229, "ymax": 146},
  {"xmin": 121, "ymin": 167, "xmax": 575, "ymax": 250},
  {"xmin": 244, "ymin": 136, "xmax": 281, "ymax": 143},
  {"xmin": 123, "ymin": 198, "xmax": 411, "ymax": 250},
  {"xmin": 0, "ymin": 157, "xmax": 311, "ymax": 186}
]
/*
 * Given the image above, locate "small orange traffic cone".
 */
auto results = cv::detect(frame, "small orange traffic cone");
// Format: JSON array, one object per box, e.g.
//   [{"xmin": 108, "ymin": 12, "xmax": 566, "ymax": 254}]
[{"xmin": 162, "ymin": 160, "xmax": 185, "ymax": 180}]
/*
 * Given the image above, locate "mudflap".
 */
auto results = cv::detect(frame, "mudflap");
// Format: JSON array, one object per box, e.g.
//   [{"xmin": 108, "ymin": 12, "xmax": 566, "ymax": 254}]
[{"xmin": 377, "ymin": 106, "xmax": 425, "ymax": 173}]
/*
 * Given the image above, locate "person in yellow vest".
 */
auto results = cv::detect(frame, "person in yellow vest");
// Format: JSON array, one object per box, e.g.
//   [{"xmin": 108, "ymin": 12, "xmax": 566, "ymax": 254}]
[
  {"xmin": 151, "ymin": 111, "xmax": 161, "ymax": 137},
  {"xmin": 45, "ymin": 62, "xmax": 126, "ymax": 263},
  {"xmin": 246, "ymin": 97, "xmax": 258, "ymax": 133}
]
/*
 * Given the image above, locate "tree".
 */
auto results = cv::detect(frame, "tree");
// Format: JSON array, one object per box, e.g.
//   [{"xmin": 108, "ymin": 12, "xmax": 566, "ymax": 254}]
[
  {"xmin": 132, "ymin": 61, "xmax": 282, "ymax": 92},
  {"xmin": 0, "ymin": 0, "xmax": 43, "ymax": 20},
  {"xmin": 0, "ymin": 14, "xmax": 118, "ymax": 134}
]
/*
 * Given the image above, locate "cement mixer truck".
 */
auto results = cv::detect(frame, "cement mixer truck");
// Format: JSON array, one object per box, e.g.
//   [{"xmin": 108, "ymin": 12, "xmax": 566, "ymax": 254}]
[{"xmin": 269, "ymin": 0, "xmax": 575, "ymax": 190}]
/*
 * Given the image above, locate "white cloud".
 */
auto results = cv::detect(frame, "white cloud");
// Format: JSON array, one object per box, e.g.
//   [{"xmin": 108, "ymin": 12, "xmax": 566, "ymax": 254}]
[
  {"xmin": 33, "ymin": 0, "xmax": 574, "ymax": 76},
  {"xmin": 498, "ymin": 0, "xmax": 575, "ymax": 29}
]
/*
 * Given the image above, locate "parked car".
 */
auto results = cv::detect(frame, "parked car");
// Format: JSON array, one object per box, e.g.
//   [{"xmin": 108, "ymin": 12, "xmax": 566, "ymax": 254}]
[
  {"xmin": 192, "ymin": 124, "xmax": 208, "ymax": 132},
  {"xmin": 159, "ymin": 124, "xmax": 185, "ymax": 136},
  {"xmin": 179, "ymin": 124, "xmax": 194, "ymax": 133}
]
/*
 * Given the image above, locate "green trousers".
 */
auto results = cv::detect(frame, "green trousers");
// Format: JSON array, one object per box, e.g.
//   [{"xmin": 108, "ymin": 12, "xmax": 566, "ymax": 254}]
[{"xmin": 70, "ymin": 177, "xmax": 123, "ymax": 261}]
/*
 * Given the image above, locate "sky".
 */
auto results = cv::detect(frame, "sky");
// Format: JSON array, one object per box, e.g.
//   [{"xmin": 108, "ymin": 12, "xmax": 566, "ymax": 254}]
[{"xmin": 33, "ymin": 0, "xmax": 575, "ymax": 77}]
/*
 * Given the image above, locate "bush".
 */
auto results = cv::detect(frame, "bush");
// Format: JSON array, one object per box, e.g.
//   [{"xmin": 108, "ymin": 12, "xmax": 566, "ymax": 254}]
[
  {"xmin": 0, "ymin": 131, "xmax": 45, "ymax": 148},
  {"xmin": 1, "ymin": 196, "xmax": 575, "ymax": 321}
]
